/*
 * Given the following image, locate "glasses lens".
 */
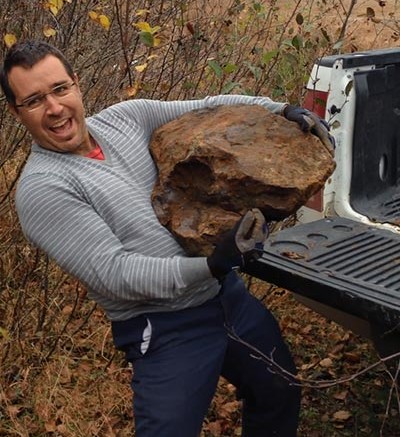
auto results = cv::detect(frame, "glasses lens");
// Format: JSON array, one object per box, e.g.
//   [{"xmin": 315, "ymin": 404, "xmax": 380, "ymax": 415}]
[
  {"xmin": 23, "ymin": 82, "xmax": 75, "ymax": 112},
  {"xmin": 53, "ymin": 83, "xmax": 73, "ymax": 97},
  {"xmin": 25, "ymin": 96, "xmax": 44, "ymax": 111}
]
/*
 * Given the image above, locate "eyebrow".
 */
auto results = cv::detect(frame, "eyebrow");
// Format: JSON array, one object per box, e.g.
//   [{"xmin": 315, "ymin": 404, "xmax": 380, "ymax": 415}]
[{"xmin": 20, "ymin": 80, "xmax": 72, "ymax": 102}]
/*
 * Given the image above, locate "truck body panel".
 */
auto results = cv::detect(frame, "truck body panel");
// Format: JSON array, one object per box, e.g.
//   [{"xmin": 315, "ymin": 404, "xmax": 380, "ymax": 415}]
[{"xmin": 252, "ymin": 48, "xmax": 400, "ymax": 354}]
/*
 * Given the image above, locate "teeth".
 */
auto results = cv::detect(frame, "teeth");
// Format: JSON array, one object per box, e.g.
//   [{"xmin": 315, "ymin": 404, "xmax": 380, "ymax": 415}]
[{"xmin": 51, "ymin": 119, "xmax": 68, "ymax": 129}]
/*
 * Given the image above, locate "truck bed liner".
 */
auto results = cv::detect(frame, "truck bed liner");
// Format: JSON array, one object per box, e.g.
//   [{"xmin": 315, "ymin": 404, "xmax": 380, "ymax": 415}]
[{"xmin": 245, "ymin": 218, "xmax": 400, "ymax": 333}]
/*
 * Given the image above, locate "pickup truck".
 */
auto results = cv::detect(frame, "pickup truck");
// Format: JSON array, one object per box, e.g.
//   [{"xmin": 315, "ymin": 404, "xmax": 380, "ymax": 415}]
[{"xmin": 246, "ymin": 48, "xmax": 400, "ymax": 360}]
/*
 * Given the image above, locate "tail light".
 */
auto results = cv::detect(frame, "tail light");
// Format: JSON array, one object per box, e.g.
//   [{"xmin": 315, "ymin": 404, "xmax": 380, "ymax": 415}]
[
  {"xmin": 301, "ymin": 80, "xmax": 330, "ymax": 213},
  {"xmin": 303, "ymin": 89, "xmax": 329, "ymax": 118}
]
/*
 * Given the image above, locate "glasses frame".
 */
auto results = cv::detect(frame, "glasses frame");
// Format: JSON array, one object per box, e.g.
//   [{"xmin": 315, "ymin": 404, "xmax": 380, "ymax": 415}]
[{"xmin": 15, "ymin": 81, "xmax": 77, "ymax": 112}]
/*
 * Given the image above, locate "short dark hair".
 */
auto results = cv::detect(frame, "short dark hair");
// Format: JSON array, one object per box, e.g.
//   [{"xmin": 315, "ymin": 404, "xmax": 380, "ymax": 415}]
[{"xmin": 0, "ymin": 40, "xmax": 75, "ymax": 106}]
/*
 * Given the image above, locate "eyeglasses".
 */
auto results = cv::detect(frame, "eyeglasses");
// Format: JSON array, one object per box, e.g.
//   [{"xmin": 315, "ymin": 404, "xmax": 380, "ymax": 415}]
[{"xmin": 15, "ymin": 81, "xmax": 77, "ymax": 112}]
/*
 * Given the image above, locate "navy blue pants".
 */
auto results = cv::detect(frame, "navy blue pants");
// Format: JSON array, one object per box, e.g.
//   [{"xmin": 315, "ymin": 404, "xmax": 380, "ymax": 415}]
[{"xmin": 112, "ymin": 273, "xmax": 301, "ymax": 436}]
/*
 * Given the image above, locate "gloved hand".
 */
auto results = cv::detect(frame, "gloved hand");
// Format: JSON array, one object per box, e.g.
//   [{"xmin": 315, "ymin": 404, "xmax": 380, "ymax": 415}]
[
  {"xmin": 283, "ymin": 105, "xmax": 335, "ymax": 151},
  {"xmin": 207, "ymin": 208, "xmax": 268, "ymax": 281}
]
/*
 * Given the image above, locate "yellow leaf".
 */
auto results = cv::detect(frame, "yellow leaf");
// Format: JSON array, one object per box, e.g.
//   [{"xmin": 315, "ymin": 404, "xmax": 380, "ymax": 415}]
[
  {"xmin": 4, "ymin": 33, "xmax": 17, "ymax": 48},
  {"xmin": 47, "ymin": 0, "xmax": 63, "ymax": 15},
  {"xmin": 134, "ymin": 21, "xmax": 152, "ymax": 32},
  {"xmin": 43, "ymin": 25, "xmax": 57, "ymax": 38},
  {"xmin": 153, "ymin": 36, "xmax": 161, "ymax": 47},
  {"xmin": 136, "ymin": 9, "xmax": 150, "ymax": 17},
  {"xmin": 50, "ymin": 0, "xmax": 63, "ymax": 8},
  {"xmin": 0, "ymin": 326, "xmax": 11, "ymax": 340},
  {"xmin": 135, "ymin": 63, "xmax": 147, "ymax": 72},
  {"xmin": 88, "ymin": 10, "xmax": 98, "ymax": 21},
  {"xmin": 50, "ymin": 5, "xmax": 59, "ymax": 15},
  {"xmin": 99, "ymin": 14, "xmax": 110, "ymax": 31}
]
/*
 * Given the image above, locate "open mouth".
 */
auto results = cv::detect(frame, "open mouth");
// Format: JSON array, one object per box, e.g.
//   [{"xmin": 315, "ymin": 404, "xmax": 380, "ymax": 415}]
[{"xmin": 49, "ymin": 118, "xmax": 73, "ymax": 136}]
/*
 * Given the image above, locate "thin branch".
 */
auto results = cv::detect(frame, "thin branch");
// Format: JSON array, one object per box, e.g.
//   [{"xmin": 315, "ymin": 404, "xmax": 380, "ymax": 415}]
[{"xmin": 227, "ymin": 325, "xmax": 400, "ymax": 389}]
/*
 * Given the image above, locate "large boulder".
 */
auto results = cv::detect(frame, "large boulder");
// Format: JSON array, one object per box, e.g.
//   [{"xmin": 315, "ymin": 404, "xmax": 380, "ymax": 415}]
[{"xmin": 150, "ymin": 104, "xmax": 335, "ymax": 256}]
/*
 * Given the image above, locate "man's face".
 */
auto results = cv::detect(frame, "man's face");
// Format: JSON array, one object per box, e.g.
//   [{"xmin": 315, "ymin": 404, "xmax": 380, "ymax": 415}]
[{"xmin": 8, "ymin": 55, "xmax": 92, "ymax": 155}]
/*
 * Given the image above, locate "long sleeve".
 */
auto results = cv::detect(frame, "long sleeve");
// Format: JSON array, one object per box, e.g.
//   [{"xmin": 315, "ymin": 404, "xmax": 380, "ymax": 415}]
[{"xmin": 16, "ymin": 94, "xmax": 286, "ymax": 320}]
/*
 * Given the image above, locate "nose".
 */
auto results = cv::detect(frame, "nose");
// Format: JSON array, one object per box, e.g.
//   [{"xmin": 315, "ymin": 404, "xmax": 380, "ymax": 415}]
[{"xmin": 44, "ymin": 94, "xmax": 64, "ymax": 114}]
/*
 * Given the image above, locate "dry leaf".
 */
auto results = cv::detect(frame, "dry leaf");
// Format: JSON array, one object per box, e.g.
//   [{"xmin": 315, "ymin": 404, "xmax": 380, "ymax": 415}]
[
  {"xmin": 319, "ymin": 357, "xmax": 333, "ymax": 368},
  {"xmin": 45, "ymin": 420, "xmax": 57, "ymax": 432},
  {"xmin": 59, "ymin": 366, "xmax": 72, "ymax": 384},
  {"xmin": 88, "ymin": 10, "xmax": 98, "ymax": 20},
  {"xmin": 7, "ymin": 405, "xmax": 22, "ymax": 417},
  {"xmin": 300, "ymin": 361, "xmax": 318, "ymax": 371},
  {"xmin": 220, "ymin": 400, "xmax": 240, "ymax": 415},
  {"xmin": 135, "ymin": 63, "xmax": 147, "ymax": 73},
  {"xmin": 366, "ymin": 7, "xmax": 375, "ymax": 18},
  {"xmin": 126, "ymin": 82, "xmax": 141, "ymax": 98},
  {"xmin": 333, "ymin": 390, "xmax": 349, "ymax": 400},
  {"xmin": 61, "ymin": 304, "xmax": 73, "ymax": 315},
  {"xmin": 43, "ymin": 25, "xmax": 57, "ymax": 37},
  {"xmin": 333, "ymin": 410, "xmax": 352, "ymax": 421},
  {"xmin": 344, "ymin": 351, "xmax": 361, "ymax": 363},
  {"xmin": 206, "ymin": 421, "xmax": 222, "ymax": 434},
  {"xmin": 281, "ymin": 251, "xmax": 305, "ymax": 259}
]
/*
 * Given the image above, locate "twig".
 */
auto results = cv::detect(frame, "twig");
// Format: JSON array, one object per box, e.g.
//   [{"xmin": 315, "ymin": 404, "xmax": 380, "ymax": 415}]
[
  {"xmin": 227, "ymin": 325, "xmax": 400, "ymax": 389},
  {"xmin": 380, "ymin": 359, "xmax": 400, "ymax": 436}
]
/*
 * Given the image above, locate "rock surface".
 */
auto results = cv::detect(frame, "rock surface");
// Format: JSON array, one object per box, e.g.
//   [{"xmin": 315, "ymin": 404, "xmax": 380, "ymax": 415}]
[{"xmin": 150, "ymin": 104, "xmax": 335, "ymax": 256}]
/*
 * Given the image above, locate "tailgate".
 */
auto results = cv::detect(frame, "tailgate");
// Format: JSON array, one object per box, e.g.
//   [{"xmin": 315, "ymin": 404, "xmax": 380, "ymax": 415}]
[{"xmin": 245, "ymin": 217, "xmax": 400, "ymax": 333}]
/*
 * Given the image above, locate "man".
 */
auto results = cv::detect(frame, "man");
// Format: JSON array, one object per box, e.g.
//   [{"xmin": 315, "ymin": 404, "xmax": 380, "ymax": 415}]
[{"xmin": 1, "ymin": 40, "xmax": 331, "ymax": 436}]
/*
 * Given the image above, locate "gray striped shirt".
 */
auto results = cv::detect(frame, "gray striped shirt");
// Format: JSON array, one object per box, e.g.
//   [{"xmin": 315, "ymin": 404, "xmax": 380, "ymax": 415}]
[{"xmin": 16, "ymin": 95, "xmax": 285, "ymax": 321}]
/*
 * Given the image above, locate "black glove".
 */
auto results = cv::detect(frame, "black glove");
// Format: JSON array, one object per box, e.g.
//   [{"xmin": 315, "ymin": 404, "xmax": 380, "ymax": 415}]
[
  {"xmin": 207, "ymin": 208, "xmax": 268, "ymax": 280},
  {"xmin": 283, "ymin": 105, "xmax": 335, "ymax": 150}
]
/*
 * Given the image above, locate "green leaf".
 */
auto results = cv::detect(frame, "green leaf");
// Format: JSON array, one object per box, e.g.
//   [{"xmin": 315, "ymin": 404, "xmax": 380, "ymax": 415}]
[
  {"xmin": 139, "ymin": 31, "xmax": 154, "ymax": 47},
  {"xmin": 252, "ymin": 2, "xmax": 262, "ymax": 13},
  {"xmin": 207, "ymin": 60, "xmax": 223, "ymax": 79},
  {"xmin": 261, "ymin": 50, "xmax": 278, "ymax": 65},
  {"xmin": 282, "ymin": 51, "xmax": 298, "ymax": 67},
  {"xmin": 221, "ymin": 81, "xmax": 240, "ymax": 94},
  {"xmin": 282, "ymin": 38, "xmax": 294, "ymax": 48},
  {"xmin": 246, "ymin": 63, "xmax": 261, "ymax": 80},
  {"xmin": 292, "ymin": 34, "xmax": 303, "ymax": 51},
  {"xmin": 333, "ymin": 40, "xmax": 343, "ymax": 50},
  {"xmin": 223, "ymin": 63, "xmax": 238, "ymax": 74}
]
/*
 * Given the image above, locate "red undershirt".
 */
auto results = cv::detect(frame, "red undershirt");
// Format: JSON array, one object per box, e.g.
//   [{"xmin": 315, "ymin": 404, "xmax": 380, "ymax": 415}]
[{"xmin": 86, "ymin": 143, "xmax": 105, "ymax": 160}]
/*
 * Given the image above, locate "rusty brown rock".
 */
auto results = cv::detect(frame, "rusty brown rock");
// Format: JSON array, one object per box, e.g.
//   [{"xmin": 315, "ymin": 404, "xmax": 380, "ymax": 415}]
[{"xmin": 150, "ymin": 104, "xmax": 335, "ymax": 256}]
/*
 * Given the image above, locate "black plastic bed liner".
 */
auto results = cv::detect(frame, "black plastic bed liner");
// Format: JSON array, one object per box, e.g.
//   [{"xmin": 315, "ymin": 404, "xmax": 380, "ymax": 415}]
[{"xmin": 245, "ymin": 217, "xmax": 400, "ymax": 334}]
